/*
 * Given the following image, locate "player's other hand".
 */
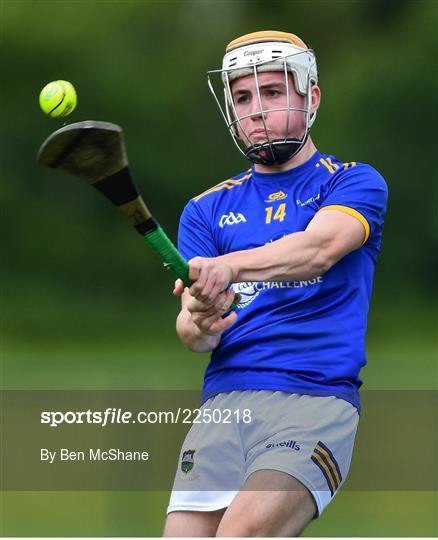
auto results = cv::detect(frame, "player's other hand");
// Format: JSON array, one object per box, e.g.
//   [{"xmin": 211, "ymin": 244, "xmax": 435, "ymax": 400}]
[
  {"xmin": 173, "ymin": 279, "xmax": 186, "ymax": 297},
  {"xmin": 187, "ymin": 256, "xmax": 235, "ymax": 304},
  {"xmin": 187, "ymin": 288, "xmax": 237, "ymax": 336},
  {"xmin": 173, "ymin": 271, "xmax": 237, "ymax": 337},
  {"xmin": 173, "ymin": 257, "xmax": 237, "ymax": 337}
]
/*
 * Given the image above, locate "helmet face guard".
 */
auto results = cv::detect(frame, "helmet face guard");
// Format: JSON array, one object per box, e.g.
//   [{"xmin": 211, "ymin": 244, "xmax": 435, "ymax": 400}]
[{"xmin": 207, "ymin": 31, "xmax": 318, "ymax": 166}]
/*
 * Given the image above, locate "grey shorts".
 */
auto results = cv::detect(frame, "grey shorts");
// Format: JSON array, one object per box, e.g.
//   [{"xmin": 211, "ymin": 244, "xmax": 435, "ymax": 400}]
[{"xmin": 168, "ymin": 390, "xmax": 359, "ymax": 516}]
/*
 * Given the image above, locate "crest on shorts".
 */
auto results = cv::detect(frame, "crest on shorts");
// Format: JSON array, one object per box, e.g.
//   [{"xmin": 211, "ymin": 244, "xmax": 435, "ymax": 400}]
[{"xmin": 181, "ymin": 449, "xmax": 196, "ymax": 473}]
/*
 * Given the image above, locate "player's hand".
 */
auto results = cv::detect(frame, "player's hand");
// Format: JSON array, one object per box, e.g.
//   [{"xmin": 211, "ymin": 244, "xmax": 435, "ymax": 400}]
[
  {"xmin": 173, "ymin": 256, "xmax": 237, "ymax": 336},
  {"xmin": 187, "ymin": 257, "xmax": 235, "ymax": 304},
  {"xmin": 173, "ymin": 279, "xmax": 186, "ymax": 297},
  {"xmin": 173, "ymin": 279, "xmax": 237, "ymax": 336},
  {"xmin": 186, "ymin": 289, "xmax": 237, "ymax": 336}
]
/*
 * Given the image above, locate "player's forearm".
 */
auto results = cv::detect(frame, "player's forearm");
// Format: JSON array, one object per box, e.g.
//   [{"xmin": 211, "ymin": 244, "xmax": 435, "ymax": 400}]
[
  {"xmin": 176, "ymin": 310, "xmax": 221, "ymax": 353},
  {"xmin": 219, "ymin": 230, "xmax": 333, "ymax": 282}
]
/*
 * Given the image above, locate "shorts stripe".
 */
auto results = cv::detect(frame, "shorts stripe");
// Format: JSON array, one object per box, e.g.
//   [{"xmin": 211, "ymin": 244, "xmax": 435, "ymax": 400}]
[
  {"xmin": 311, "ymin": 441, "xmax": 342, "ymax": 496},
  {"xmin": 316, "ymin": 441, "xmax": 343, "ymax": 484},
  {"xmin": 311, "ymin": 453, "xmax": 336, "ymax": 496}
]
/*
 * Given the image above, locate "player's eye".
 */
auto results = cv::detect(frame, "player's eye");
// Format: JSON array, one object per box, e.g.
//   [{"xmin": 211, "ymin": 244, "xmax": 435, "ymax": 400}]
[
  {"xmin": 235, "ymin": 94, "xmax": 250, "ymax": 105},
  {"xmin": 265, "ymin": 89, "xmax": 280, "ymax": 98}
]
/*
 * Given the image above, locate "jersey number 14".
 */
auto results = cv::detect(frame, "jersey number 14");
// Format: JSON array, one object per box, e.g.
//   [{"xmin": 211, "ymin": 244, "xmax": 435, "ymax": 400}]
[{"xmin": 265, "ymin": 203, "xmax": 286, "ymax": 224}]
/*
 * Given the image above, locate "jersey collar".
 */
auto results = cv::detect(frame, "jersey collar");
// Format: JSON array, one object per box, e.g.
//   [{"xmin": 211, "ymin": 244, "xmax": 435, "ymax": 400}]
[{"xmin": 251, "ymin": 150, "xmax": 322, "ymax": 184}]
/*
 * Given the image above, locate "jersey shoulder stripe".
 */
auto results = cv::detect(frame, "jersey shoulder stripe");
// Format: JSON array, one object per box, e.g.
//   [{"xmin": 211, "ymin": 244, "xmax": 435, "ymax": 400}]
[
  {"xmin": 319, "ymin": 204, "xmax": 370, "ymax": 245},
  {"xmin": 316, "ymin": 156, "xmax": 357, "ymax": 174},
  {"xmin": 192, "ymin": 169, "xmax": 252, "ymax": 202}
]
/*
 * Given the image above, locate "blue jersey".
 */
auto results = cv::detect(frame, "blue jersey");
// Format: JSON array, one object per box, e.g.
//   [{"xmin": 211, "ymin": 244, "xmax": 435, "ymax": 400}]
[{"xmin": 178, "ymin": 151, "xmax": 388, "ymax": 411}]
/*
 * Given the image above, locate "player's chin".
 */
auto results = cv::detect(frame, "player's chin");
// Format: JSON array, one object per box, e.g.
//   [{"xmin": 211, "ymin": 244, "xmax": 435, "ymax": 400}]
[
  {"xmin": 247, "ymin": 133, "xmax": 286, "ymax": 147},
  {"xmin": 249, "ymin": 134, "xmax": 273, "ymax": 145}
]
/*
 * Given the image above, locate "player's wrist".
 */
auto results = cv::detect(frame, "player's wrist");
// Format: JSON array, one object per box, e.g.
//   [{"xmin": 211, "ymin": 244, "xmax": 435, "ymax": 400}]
[
  {"xmin": 177, "ymin": 309, "xmax": 221, "ymax": 352},
  {"xmin": 217, "ymin": 254, "xmax": 240, "ymax": 283},
  {"xmin": 186, "ymin": 324, "xmax": 222, "ymax": 352}
]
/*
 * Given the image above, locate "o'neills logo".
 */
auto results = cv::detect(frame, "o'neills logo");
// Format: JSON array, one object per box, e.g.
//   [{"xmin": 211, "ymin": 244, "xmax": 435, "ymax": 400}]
[
  {"xmin": 244, "ymin": 49, "xmax": 264, "ymax": 56},
  {"xmin": 266, "ymin": 440, "xmax": 300, "ymax": 451}
]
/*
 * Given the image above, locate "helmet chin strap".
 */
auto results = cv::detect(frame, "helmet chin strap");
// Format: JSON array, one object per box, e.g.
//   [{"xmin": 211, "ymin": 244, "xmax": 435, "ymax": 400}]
[{"xmin": 244, "ymin": 131, "xmax": 310, "ymax": 166}]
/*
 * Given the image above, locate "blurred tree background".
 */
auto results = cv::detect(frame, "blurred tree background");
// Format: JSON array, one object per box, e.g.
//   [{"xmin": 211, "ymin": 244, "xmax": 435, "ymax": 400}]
[{"xmin": 1, "ymin": 0, "xmax": 436, "ymax": 536}]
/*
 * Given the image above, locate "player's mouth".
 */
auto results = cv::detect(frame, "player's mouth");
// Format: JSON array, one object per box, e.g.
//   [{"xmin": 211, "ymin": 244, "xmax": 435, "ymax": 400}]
[
  {"xmin": 250, "ymin": 128, "xmax": 271, "ymax": 137},
  {"xmin": 249, "ymin": 129, "xmax": 274, "ymax": 143}
]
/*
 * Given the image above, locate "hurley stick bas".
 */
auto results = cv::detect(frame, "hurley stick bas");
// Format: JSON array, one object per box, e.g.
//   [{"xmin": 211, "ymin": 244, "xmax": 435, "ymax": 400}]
[{"xmin": 37, "ymin": 120, "xmax": 240, "ymax": 307}]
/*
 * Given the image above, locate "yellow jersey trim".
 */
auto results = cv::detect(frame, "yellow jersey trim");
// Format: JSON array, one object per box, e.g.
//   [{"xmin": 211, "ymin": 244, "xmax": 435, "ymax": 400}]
[
  {"xmin": 319, "ymin": 204, "xmax": 370, "ymax": 245},
  {"xmin": 192, "ymin": 171, "xmax": 252, "ymax": 202},
  {"xmin": 343, "ymin": 161, "xmax": 357, "ymax": 170}
]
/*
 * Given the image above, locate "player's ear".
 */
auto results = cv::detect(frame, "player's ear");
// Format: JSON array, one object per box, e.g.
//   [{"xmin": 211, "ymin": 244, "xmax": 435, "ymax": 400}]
[{"xmin": 311, "ymin": 85, "xmax": 321, "ymax": 114}]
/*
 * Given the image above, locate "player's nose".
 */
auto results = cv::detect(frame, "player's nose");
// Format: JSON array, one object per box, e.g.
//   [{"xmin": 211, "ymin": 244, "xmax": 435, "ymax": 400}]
[{"xmin": 249, "ymin": 98, "xmax": 264, "ymax": 119}]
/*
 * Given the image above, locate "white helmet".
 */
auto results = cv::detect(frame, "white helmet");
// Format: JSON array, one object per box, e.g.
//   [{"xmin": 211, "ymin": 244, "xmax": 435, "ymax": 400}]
[{"xmin": 207, "ymin": 30, "xmax": 318, "ymax": 165}]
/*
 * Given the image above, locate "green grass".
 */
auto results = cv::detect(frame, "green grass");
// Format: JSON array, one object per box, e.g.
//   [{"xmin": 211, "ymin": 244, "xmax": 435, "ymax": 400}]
[
  {"xmin": 1, "ymin": 491, "xmax": 436, "ymax": 536},
  {"xmin": 3, "ymin": 330, "xmax": 434, "ymax": 391},
  {"xmin": 1, "ymin": 296, "xmax": 436, "ymax": 536}
]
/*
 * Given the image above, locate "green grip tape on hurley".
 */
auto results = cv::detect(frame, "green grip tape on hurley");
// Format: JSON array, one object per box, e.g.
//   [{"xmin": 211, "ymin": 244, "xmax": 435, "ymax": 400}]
[
  {"xmin": 143, "ymin": 226, "xmax": 190, "ymax": 284},
  {"xmin": 143, "ymin": 226, "xmax": 241, "ymax": 310}
]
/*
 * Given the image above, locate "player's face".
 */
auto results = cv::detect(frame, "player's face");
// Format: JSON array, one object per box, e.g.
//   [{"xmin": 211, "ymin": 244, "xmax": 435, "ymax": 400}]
[{"xmin": 230, "ymin": 71, "xmax": 310, "ymax": 145}]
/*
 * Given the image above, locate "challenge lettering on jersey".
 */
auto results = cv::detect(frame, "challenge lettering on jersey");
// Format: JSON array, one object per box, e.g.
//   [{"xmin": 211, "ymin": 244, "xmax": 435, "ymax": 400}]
[{"xmin": 178, "ymin": 151, "xmax": 388, "ymax": 411}]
